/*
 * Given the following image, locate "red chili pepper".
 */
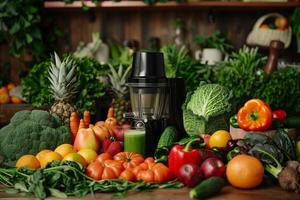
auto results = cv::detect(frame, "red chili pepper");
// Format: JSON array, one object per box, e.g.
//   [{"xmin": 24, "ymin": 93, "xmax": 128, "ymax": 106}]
[
  {"xmin": 168, "ymin": 138, "xmax": 202, "ymax": 178},
  {"xmin": 272, "ymin": 109, "xmax": 287, "ymax": 122}
]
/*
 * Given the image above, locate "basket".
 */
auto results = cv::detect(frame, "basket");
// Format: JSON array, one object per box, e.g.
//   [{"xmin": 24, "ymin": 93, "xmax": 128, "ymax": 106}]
[{"xmin": 246, "ymin": 13, "xmax": 292, "ymax": 48}]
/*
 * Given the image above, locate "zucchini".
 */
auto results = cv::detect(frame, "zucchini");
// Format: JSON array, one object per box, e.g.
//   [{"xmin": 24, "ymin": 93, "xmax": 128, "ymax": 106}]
[
  {"xmin": 157, "ymin": 126, "xmax": 178, "ymax": 149},
  {"xmin": 189, "ymin": 177, "xmax": 224, "ymax": 199}
]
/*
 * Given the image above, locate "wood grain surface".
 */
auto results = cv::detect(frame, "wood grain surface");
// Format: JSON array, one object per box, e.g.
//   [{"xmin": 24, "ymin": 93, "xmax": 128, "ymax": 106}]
[{"xmin": 0, "ymin": 186, "xmax": 299, "ymax": 200}]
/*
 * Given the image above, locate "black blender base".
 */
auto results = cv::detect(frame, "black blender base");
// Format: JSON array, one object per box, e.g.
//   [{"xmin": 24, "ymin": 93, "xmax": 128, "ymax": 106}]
[{"xmin": 145, "ymin": 119, "xmax": 167, "ymax": 157}]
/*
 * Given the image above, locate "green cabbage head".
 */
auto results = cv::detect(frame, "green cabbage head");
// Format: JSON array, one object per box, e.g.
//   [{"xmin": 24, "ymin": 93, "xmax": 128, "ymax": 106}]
[{"xmin": 183, "ymin": 83, "xmax": 232, "ymax": 135}]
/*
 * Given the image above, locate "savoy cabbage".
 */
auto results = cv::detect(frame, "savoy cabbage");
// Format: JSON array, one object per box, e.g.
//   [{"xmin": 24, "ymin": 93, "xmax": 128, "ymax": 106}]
[{"xmin": 183, "ymin": 83, "xmax": 231, "ymax": 135}]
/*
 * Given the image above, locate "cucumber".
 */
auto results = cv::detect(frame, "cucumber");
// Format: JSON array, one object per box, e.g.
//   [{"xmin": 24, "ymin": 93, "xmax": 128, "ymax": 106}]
[
  {"xmin": 157, "ymin": 126, "xmax": 178, "ymax": 149},
  {"xmin": 189, "ymin": 177, "xmax": 224, "ymax": 199},
  {"xmin": 284, "ymin": 116, "xmax": 300, "ymax": 128}
]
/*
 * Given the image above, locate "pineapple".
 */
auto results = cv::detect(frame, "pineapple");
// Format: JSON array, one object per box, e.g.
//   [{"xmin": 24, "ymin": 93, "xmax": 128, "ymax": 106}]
[
  {"xmin": 108, "ymin": 64, "xmax": 131, "ymax": 125},
  {"xmin": 48, "ymin": 52, "xmax": 78, "ymax": 125}
]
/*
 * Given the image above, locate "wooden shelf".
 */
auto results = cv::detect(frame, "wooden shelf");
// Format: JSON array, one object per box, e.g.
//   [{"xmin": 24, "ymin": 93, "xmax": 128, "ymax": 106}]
[{"xmin": 44, "ymin": 1, "xmax": 300, "ymax": 10}]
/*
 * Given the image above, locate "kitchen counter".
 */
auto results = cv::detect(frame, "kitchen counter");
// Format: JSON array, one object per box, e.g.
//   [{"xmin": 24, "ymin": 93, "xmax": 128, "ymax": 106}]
[{"xmin": 0, "ymin": 185, "xmax": 299, "ymax": 199}]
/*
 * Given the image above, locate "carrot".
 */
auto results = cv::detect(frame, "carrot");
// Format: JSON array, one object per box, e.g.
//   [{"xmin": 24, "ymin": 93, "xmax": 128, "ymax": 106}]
[
  {"xmin": 79, "ymin": 119, "xmax": 85, "ymax": 130},
  {"xmin": 70, "ymin": 112, "xmax": 79, "ymax": 141},
  {"xmin": 107, "ymin": 107, "xmax": 114, "ymax": 118},
  {"xmin": 83, "ymin": 111, "xmax": 91, "ymax": 128}
]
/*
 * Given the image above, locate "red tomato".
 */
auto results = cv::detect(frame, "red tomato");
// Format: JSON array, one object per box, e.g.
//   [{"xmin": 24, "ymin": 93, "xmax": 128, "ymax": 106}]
[{"xmin": 85, "ymin": 161, "xmax": 104, "ymax": 180}]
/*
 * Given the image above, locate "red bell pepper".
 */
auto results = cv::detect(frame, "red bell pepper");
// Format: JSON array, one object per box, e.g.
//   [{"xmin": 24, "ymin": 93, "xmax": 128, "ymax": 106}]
[
  {"xmin": 168, "ymin": 138, "xmax": 202, "ymax": 178},
  {"xmin": 102, "ymin": 137, "xmax": 123, "ymax": 156}
]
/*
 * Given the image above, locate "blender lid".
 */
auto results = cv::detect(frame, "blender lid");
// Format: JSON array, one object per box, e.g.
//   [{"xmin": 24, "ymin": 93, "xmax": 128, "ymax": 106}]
[{"xmin": 128, "ymin": 51, "xmax": 167, "ymax": 86}]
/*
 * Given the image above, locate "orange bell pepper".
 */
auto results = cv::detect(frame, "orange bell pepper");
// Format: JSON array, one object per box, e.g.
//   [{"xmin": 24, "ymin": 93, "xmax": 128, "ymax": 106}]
[{"xmin": 237, "ymin": 99, "xmax": 272, "ymax": 131}]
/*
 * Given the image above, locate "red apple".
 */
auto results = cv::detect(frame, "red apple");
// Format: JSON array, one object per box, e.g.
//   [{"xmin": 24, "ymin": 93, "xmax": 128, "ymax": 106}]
[
  {"xmin": 275, "ymin": 17, "xmax": 289, "ymax": 30},
  {"xmin": 178, "ymin": 164, "xmax": 203, "ymax": 187},
  {"xmin": 112, "ymin": 126, "xmax": 125, "ymax": 142},
  {"xmin": 200, "ymin": 158, "xmax": 226, "ymax": 179}
]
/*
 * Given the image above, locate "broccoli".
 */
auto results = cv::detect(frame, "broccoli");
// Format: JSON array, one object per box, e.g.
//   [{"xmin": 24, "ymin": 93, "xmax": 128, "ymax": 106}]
[{"xmin": 0, "ymin": 110, "xmax": 71, "ymax": 167}]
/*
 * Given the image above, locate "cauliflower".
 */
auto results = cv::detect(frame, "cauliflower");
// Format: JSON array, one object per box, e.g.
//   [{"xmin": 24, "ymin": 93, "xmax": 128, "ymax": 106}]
[{"xmin": 0, "ymin": 110, "xmax": 71, "ymax": 167}]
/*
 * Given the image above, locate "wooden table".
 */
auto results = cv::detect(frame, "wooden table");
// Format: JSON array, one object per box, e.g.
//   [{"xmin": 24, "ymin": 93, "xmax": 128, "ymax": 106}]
[{"xmin": 0, "ymin": 186, "xmax": 299, "ymax": 200}]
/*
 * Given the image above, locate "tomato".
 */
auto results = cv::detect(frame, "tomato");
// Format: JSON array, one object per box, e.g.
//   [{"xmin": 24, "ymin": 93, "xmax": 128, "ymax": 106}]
[
  {"xmin": 135, "ymin": 162, "xmax": 173, "ymax": 183},
  {"xmin": 95, "ymin": 153, "xmax": 112, "ymax": 164},
  {"xmin": 103, "ymin": 160, "xmax": 124, "ymax": 178},
  {"xmin": 114, "ymin": 152, "xmax": 144, "ymax": 169},
  {"xmin": 144, "ymin": 157, "xmax": 155, "ymax": 164},
  {"xmin": 272, "ymin": 109, "xmax": 286, "ymax": 122},
  {"xmin": 137, "ymin": 170, "xmax": 155, "ymax": 183},
  {"xmin": 86, "ymin": 158, "xmax": 123, "ymax": 180},
  {"xmin": 119, "ymin": 169, "xmax": 136, "ymax": 181},
  {"xmin": 153, "ymin": 163, "xmax": 173, "ymax": 183},
  {"xmin": 86, "ymin": 161, "xmax": 104, "ymax": 180},
  {"xmin": 209, "ymin": 130, "xmax": 231, "ymax": 148}
]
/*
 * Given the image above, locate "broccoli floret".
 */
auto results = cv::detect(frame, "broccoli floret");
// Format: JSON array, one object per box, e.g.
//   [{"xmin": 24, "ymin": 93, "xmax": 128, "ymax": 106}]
[
  {"xmin": 10, "ymin": 110, "xmax": 31, "ymax": 125},
  {"xmin": 0, "ymin": 110, "xmax": 71, "ymax": 167},
  {"xmin": 30, "ymin": 110, "xmax": 61, "ymax": 128}
]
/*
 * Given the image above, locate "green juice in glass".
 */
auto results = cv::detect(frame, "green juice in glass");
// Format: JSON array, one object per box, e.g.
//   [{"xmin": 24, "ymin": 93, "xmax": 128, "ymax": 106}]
[{"xmin": 124, "ymin": 129, "xmax": 146, "ymax": 156}]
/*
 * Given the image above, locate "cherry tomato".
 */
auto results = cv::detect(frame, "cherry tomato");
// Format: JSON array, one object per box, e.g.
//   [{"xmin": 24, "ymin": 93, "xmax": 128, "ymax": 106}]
[{"xmin": 272, "ymin": 109, "xmax": 287, "ymax": 122}]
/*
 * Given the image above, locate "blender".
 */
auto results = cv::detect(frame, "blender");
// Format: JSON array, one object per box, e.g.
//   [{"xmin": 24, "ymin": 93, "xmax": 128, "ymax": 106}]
[{"xmin": 125, "ymin": 51, "xmax": 186, "ymax": 156}]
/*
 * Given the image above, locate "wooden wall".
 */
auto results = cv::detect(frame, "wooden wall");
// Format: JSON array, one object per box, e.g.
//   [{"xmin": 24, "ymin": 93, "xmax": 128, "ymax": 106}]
[
  {"xmin": 1, "ymin": 8, "xmax": 297, "ymax": 83},
  {"xmin": 51, "ymin": 9, "xmax": 294, "ymax": 53}
]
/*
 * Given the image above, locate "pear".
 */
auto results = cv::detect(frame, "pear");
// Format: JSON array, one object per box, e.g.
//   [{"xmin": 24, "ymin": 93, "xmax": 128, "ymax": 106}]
[{"xmin": 73, "ymin": 128, "xmax": 100, "ymax": 152}]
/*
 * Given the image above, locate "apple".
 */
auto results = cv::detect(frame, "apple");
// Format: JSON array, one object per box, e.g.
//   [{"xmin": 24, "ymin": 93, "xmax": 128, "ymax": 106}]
[
  {"xmin": 275, "ymin": 16, "xmax": 289, "ymax": 30},
  {"xmin": 200, "ymin": 158, "xmax": 226, "ymax": 179},
  {"xmin": 178, "ymin": 164, "xmax": 203, "ymax": 187},
  {"xmin": 260, "ymin": 24, "xmax": 269, "ymax": 29},
  {"xmin": 112, "ymin": 126, "xmax": 125, "ymax": 141}
]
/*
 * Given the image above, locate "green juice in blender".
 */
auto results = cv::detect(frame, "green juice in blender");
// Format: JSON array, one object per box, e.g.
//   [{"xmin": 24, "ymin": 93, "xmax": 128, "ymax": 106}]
[{"xmin": 124, "ymin": 129, "xmax": 146, "ymax": 155}]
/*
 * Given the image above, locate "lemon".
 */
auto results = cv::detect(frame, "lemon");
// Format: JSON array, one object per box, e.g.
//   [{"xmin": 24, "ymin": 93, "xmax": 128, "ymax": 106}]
[
  {"xmin": 77, "ymin": 149, "xmax": 98, "ymax": 164},
  {"xmin": 63, "ymin": 153, "xmax": 88, "ymax": 167},
  {"xmin": 55, "ymin": 144, "xmax": 76, "ymax": 158},
  {"xmin": 36, "ymin": 149, "xmax": 52, "ymax": 163},
  {"xmin": 40, "ymin": 152, "xmax": 62, "ymax": 168},
  {"xmin": 209, "ymin": 130, "xmax": 232, "ymax": 148}
]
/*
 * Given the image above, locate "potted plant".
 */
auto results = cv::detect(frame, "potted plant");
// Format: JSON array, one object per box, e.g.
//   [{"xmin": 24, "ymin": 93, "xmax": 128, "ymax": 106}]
[
  {"xmin": 194, "ymin": 31, "xmax": 233, "ymax": 65},
  {"xmin": 290, "ymin": 8, "xmax": 300, "ymax": 53}
]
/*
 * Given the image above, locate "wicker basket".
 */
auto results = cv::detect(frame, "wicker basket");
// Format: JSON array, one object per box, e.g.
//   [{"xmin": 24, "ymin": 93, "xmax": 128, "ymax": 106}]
[{"xmin": 246, "ymin": 13, "xmax": 292, "ymax": 48}]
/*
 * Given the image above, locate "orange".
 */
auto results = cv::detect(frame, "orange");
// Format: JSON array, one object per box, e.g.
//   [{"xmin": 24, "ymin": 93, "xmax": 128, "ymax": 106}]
[
  {"xmin": 0, "ymin": 93, "xmax": 10, "ymax": 103},
  {"xmin": 54, "ymin": 144, "xmax": 76, "ymax": 158},
  {"xmin": 36, "ymin": 149, "xmax": 52, "ymax": 163},
  {"xmin": 63, "ymin": 153, "xmax": 88, "ymax": 167},
  {"xmin": 16, "ymin": 155, "xmax": 40, "ymax": 169},
  {"xmin": 226, "ymin": 154, "xmax": 264, "ymax": 189},
  {"xmin": 0, "ymin": 86, "xmax": 8, "ymax": 94},
  {"xmin": 40, "ymin": 151, "xmax": 62, "ymax": 168},
  {"xmin": 209, "ymin": 130, "xmax": 231, "ymax": 148},
  {"xmin": 77, "ymin": 149, "xmax": 97, "ymax": 164},
  {"xmin": 11, "ymin": 96, "xmax": 23, "ymax": 104},
  {"xmin": 6, "ymin": 83, "xmax": 15, "ymax": 92}
]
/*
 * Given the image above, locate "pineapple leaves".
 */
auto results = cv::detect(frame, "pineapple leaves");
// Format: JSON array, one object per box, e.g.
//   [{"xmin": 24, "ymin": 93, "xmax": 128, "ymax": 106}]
[{"xmin": 108, "ymin": 64, "xmax": 131, "ymax": 98}]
